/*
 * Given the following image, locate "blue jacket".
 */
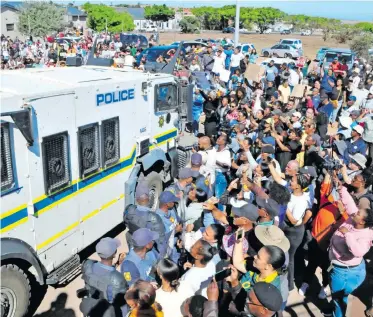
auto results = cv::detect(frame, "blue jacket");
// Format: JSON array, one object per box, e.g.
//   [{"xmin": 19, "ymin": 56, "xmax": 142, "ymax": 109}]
[{"xmin": 344, "ymin": 137, "xmax": 367, "ymax": 163}]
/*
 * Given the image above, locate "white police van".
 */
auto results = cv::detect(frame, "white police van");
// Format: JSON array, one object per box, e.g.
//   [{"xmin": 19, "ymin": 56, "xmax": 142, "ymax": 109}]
[{"xmin": 0, "ymin": 63, "xmax": 193, "ymax": 316}]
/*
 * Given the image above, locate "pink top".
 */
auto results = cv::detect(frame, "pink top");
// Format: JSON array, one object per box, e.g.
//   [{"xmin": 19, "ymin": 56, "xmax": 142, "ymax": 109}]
[
  {"xmin": 226, "ymin": 110, "xmax": 238, "ymax": 121},
  {"xmin": 329, "ymin": 218, "xmax": 373, "ymax": 266}
]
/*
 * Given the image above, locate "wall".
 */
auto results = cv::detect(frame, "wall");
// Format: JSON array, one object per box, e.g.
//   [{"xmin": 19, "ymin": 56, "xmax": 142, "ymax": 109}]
[
  {"xmin": 1, "ymin": 7, "xmax": 24, "ymax": 40},
  {"xmin": 65, "ymin": 14, "xmax": 87, "ymax": 29}
]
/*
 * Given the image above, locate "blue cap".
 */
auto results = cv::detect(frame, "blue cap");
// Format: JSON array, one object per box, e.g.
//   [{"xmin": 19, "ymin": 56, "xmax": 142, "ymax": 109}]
[
  {"xmin": 273, "ymin": 91, "xmax": 279, "ymax": 99},
  {"xmin": 159, "ymin": 191, "xmax": 179, "ymax": 204},
  {"xmin": 96, "ymin": 237, "xmax": 120, "ymax": 258},
  {"xmin": 178, "ymin": 168, "xmax": 194, "ymax": 179},
  {"xmin": 262, "ymin": 136, "xmax": 276, "ymax": 147},
  {"xmin": 135, "ymin": 182, "xmax": 149, "ymax": 199},
  {"xmin": 349, "ymin": 95, "xmax": 357, "ymax": 101},
  {"xmin": 191, "ymin": 153, "xmax": 202, "ymax": 166},
  {"xmin": 132, "ymin": 228, "xmax": 159, "ymax": 247}
]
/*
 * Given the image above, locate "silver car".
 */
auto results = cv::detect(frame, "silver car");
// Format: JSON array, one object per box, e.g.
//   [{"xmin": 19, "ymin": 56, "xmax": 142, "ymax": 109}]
[{"xmin": 261, "ymin": 44, "xmax": 303, "ymax": 59}]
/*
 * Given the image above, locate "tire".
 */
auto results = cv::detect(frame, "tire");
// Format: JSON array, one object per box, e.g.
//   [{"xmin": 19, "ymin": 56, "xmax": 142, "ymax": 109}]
[
  {"xmin": 139, "ymin": 171, "xmax": 162, "ymax": 211},
  {"xmin": 284, "ymin": 53, "xmax": 292, "ymax": 58},
  {"xmin": 0, "ymin": 264, "xmax": 31, "ymax": 317},
  {"xmin": 263, "ymin": 51, "xmax": 269, "ymax": 57},
  {"xmin": 273, "ymin": 53, "xmax": 278, "ymax": 58}
]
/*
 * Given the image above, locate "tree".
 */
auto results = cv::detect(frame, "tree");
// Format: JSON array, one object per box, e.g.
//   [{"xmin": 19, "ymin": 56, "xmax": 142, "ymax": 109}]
[
  {"xmin": 333, "ymin": 24, "xmax": 359, "ymax": 44},
  {"xmin": 82, "ymin": 3, "xmax": 134, "ymax": 33},
  {"xmin": 246, "ymin": 7, "xmax": 285, "ymax": 33},
  {"xmin": 179, "ymin": 16, "xmax": 200, "ymax": 33},
  {"xmin": 351, "ymin": 33, "xmax": 373, "ymax": 60},
  {"xmin": 144, "ymin": 4, "xmax": 175, "ymax": 22},
  {"xmin": 318, "ymin": 18, "xmax": 341, "ymax": 41},
  {"xmin": 354, "ymin": 22, "xmax": 373, "ymax": 33},
  {"xmin": 18, "ymin": 2, "xmax": 65, "ymax": 37}
]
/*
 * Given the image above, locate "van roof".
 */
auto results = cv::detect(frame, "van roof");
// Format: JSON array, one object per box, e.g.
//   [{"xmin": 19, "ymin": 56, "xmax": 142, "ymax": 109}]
[
  {"xmin": 0, "ymin": 66, "xmax": 172, "ymax": 98},
  {"xmin": 281, "ymin": 38, "xmax": 302, "ymax": 42},
  {"xmin": 325, "ymin": 48, "xmax": 354, "ymax": 54}
]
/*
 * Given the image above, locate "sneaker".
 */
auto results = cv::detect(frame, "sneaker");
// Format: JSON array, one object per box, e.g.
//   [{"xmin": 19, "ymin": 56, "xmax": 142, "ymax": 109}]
[
  {"xmin": 318, "ymin": 287, "xmax": 328, "ymax": 299},
  {"xmin": 298, "ymin": 282, "xmax": 309, "ymax": 296}
]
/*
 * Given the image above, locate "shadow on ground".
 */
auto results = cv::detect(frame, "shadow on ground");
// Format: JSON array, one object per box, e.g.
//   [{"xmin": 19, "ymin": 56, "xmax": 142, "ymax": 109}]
[{"xmin": 33, "ymin": 293, "xmax": 75, "ymax": 317}]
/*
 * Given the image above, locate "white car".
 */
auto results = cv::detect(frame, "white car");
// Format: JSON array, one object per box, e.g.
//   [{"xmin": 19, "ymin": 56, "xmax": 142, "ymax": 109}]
[
  {"xmin": 264, "ymin": 29, "xmax": 272, "ymax": 34},
  {"xmin": 301, "ymin": 30, "xmax": 311, "ymax": 36},
  {"xmin": 260, "ymin": 58, "xmax": 295, "ymax": 69}
]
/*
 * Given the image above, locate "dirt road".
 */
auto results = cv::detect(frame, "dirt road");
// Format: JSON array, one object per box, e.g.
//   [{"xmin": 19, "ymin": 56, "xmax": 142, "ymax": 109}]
[{"xmin": 155, "ymin": 31, "xmax": 349, "ymax": 60}]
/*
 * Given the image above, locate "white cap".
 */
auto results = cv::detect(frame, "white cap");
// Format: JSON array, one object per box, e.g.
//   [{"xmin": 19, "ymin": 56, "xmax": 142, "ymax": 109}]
[
  {"xmin": 339, "ymin": 116, "xmax": 352, "ymax": 128},
  {"xmin": 292, "ymin": 111, "xmax": 302, "ymax": 119},
  {"xmin": 353, "ymin": 125, "xmax": 364, "ymax": 135},
  {"xmin": 349, "ymin": 153, "xmax": 367, "ymax": 169}
]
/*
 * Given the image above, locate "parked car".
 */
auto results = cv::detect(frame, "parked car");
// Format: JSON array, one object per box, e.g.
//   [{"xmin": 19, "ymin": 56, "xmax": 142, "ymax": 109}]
[
  {"xmin": 322, "ymin": 48, "xmax": 356, "ymax": 70},
  {"xmin": 301, "ymin": 30, "xmax": 312, "ymax": 36},
  {"xmin": 281, "ymin": 29, "xmax": 291, "ymax": 35},
  {"xmin": 279, "ymin": 38, "xmax": 303, "ymax": 50},
  {"xmin": 264, "ymin": 28, "xmax": 272, "ymax": 34},
  {"xmin": 136, "ymin": 45, "xmax": 186, "ymax": 64},
  {"xmin": 223, "ymin": 27, "xmax": 235, "ymax": 33},
  {"xmin": 195, "ymin": 38, "xmax": 217, "ymax": 44},
  {"xmin": 260, "ymin": 57, "xmax": 295, "ymax": 69},
  {"xmin": 170, "ymin": 41, "xmax": 208, "ymax": 50},
  {"xmin": 316, "ymin": 47, "xmax": 330, "ymax": 61},
  {"xmin": 239, "ymin": 28, "xmax": 249, "ymax": 33},
  {"xmin": 120, "ymin": 33, "xmax": 148, "ymax": 49},
  {"xmin": 261, "ymin": 44, "xmax": 303, "ymax": 58},
  {"xmin": 145, "ymin": 25, "xmax": 158, "ymax": 32}
]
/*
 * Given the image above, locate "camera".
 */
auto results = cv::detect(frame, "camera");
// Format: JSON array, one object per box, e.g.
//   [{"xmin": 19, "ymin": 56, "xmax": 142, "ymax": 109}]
[{"xmin": 322, "ymin": 157, "xmax": 343, "ymax": 171}]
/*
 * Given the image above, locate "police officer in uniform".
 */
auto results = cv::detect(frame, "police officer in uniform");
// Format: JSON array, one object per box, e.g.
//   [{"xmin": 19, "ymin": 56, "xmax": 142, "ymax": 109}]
[
  {"xmin": 123, "ymin": 182, "xmax": 165, "ymax": 250},
  {"xmin": 189, "ymin": 153, "xmax": 213, "ymax": 198},
  {"xmin": 120, "ymin": 228, "xmax": 159, "ymax": 286},
  {"xmin": 79, "ymin": 237, "xmax": 128, "ymax": 317}
]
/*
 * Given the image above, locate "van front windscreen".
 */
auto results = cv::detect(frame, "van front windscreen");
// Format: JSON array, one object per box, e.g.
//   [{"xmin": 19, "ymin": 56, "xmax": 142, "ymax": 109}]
[{"xmin": 325, "ymin": 52, "xmax": 352, "ymax": 63}]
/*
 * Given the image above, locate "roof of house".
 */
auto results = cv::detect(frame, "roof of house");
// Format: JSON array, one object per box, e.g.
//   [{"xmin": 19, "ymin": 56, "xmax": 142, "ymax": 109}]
[
  {"xmin": 1, "ymin": 1, "xmax": 24, "ymax": 11},
  {"xmin": 115, "ymin": 7, "xmax": 145, "ymax": 20},
  {"xmin": 66, "ymin": 7, "xmax": 87, "ymax": 16}
]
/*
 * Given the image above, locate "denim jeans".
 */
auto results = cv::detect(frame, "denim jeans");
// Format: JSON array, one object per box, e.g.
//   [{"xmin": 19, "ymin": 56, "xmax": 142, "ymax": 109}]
[
  {"xmin": 330, "ymin": 260, "xmax": 366, "ymax": 317},
  {"xmin": 331, "ymin": 100, "xmax": 343, "ymax": 123}
]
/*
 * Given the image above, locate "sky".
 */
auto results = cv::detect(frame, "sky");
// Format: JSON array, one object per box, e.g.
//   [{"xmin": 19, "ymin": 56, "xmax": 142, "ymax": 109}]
[{"xmin": 12, "ymin": 0, "xmax": 373, "ymax": 21}]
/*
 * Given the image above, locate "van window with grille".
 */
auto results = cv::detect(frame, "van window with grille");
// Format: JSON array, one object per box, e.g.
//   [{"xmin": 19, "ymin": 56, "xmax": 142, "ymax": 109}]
[
  {"xmin": 101, "ymin": 117, "xmax": 120, "ymax": 168},
  {"xmin": 42, "ymin": 132, "xmax": 70, "ymax": 194},
  {"xmin": 1, "ymin": 123, "xmax": 15, "ymax": 191},
  {"xmin": 78, "ymin": 123, "xmax": 100, "ymax": 178}
]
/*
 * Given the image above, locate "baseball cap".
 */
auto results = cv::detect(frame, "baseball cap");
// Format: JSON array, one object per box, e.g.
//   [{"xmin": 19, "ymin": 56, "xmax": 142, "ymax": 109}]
[
  {"xmin": 350, "ymin": 110, "xmax": 360, "ymax": 117},
  {"xmin": 349, "ymin": 95, "xmax": 357, "ymax": 102},
  {"xmin": 232, "ymin": 203, "xmax": 259, "ymax": 222},
  {"xmin": 255, "ymin": 197, "xmax": 279, "ymax": 218},
  {"xmin": 349, "ymin": 153, "xmax": 367, "ymax": 169},
  {"xmin": 252, "ymin": 282, "xmax": 283, "ymax": 312},
  {"xmin": 254, "ymin": 225, "xmax": 290, "ymax": 252},
  {"xmin": 135, "ymin": 182, "xmax": 149, "ymax": 199},
  {"xmin": 299, "ymin": 166, "xmax": 317, "ymax": 178},
  {"xmin": 132, "ymin": 228, "xmax": 159, "ymax": 247},
  {"xmin": 262, "ymin": 136, "xmax": 276, "ymax": 147},
  {"xmin": 159, "ymin": 191, "xmax": 179, "ymax": 204},
  {"xmin": 273, "ymin": 91, "xmax": 279, "ymax": 99},
  {"xmin": 191, "ymin": 153, "xmax": 202, "ymax": 166},
  {"xmin": 96, "ymin": 237, "xmax": 120, "ymax": 258},
  {"xmin": 261, "ymin": 145, "xmax": 275, "ymax": 154},
  {"xmin": 339, "ymin": 116, "xmax": 352, "ymax": 128},
  {"xmin": 333, "ymin": 57, "xmax": 338, "ymax": 61},
  {"xmin": 178, "ymin": 168, "xmax": 194, "ymax": 179},
  {"xmin": 272, "ymin": 109, "xmax": 282, "ymax": 116},
  {"xmin": 292, "ymin": 111, "xmax": 302, "ymax": 119},
  {"xmin": 353, "ymin": 124, "xmax": 364, "ymax": 135}
]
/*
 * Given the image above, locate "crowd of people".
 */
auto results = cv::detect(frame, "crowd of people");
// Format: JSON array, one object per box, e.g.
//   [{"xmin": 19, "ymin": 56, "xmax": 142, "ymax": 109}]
[{"xmin": 80, "ymin": 46, "xmax": 373, "ymax": 317}]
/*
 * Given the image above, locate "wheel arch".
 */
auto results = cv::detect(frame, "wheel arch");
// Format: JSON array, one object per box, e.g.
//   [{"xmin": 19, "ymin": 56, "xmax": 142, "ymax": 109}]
[{"xmin": 1, "ymin": 237, "xmax": 46, "ymax": 285}]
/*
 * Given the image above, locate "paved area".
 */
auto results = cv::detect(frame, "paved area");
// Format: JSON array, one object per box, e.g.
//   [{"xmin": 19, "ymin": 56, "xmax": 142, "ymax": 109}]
[{"xmin": 33, "ymin": 228, "xmax": 370, "ymax": 317}]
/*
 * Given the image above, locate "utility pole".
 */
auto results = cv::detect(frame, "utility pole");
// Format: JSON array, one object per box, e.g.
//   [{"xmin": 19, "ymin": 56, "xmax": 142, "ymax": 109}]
[
  {"xmin": 234, "ymin": 0, "xmax": 240, "ymax": 47},
  {"xmin": 28, "ymin": 15, "xmax": 31, "ymax": 39},
  {"xmin": 105, "ymin": 18, "xmax": 108, "ymax": 35}
]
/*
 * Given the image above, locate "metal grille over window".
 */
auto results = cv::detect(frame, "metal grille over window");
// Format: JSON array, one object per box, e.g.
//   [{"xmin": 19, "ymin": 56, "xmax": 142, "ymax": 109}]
[
  {"xmin": 102, "ymin": 117, "xmax": 120, "ymax": 168},
  {"xmin": 42, "ymin": 132, "xmax": 70, "ymax": 194},
  {"xmin": 1, "ymin": 123, "xmax": 14, "ymax": 191},
  {"xmin": 79, "ymin": 123, "xmax": 100, "ymax": 178}
]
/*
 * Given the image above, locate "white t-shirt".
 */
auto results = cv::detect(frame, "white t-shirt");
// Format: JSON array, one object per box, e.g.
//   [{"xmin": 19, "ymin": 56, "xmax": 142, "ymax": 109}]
[
  {"xmin": 288, "ymin": 69, "xmax": 300, "ymax": 86},
  {"xmin": 124, "ymin": 54, "xmax": 135, "ymax": 67},
  {"xmin": 215, "ymin": 147, "xmax": 231, "ymax": 173},
  {"xmin": 179, "ymin": 260, "xmax": 216, "ymax": 298},
  {"xmin": 156, "ymin": 288, "xmax": 186, "ymax": 317},
  {"xmin": 287, "ymin": 194, "xmax": 308, "ymax": 226},
  {"xmin": 230, "ymin": 53, "xmax": 243, "ymax": 67},
  {"xmin": 199, "ymin": 148, "xmax": 217, "ymax": 185}
]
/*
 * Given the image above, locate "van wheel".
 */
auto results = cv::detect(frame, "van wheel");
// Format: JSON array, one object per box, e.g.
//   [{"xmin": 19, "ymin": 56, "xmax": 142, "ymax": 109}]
[
  {"xmin": 0, "ymin": 264, "xmax": 31, "ymax": 317},
  {"xmin": 140, "ymin": 172, "xmax": 162, "ymax": 211},
  {"xmin": 263, "ymin": 51, "xmax": 269, "ymax": 57}
]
